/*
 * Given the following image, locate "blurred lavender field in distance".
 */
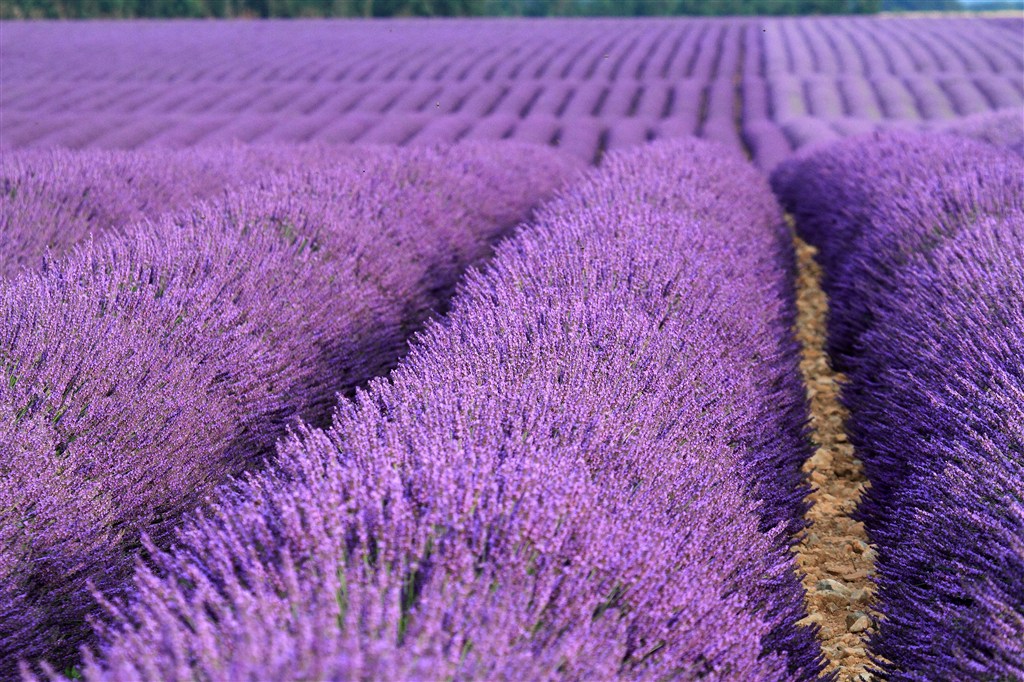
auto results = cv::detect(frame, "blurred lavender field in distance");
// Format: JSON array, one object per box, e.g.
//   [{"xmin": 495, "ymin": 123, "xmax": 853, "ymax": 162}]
[{"xmin": 2, "ymin": 17, "xmax": 1022, "ymax": 168}]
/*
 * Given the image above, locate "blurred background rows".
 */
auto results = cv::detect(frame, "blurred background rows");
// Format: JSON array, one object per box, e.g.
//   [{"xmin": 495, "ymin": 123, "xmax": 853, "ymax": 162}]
[{"xmin": 2, "ymin": 16, "xmax": 1022, "ymax": 167}]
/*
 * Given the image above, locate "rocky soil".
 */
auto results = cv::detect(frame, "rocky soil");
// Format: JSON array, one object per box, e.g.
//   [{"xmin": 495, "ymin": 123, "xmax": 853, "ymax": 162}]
[{"xmin": 792, "ymin": 237, "xmax": 879, "ymax": 681}]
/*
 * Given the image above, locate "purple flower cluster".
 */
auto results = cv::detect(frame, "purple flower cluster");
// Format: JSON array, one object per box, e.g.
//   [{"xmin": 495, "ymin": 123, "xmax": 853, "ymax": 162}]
[
  {"xmin": 62, "ymin": 139, "xmax": 821, "ymax": 681},
  {"xmin": 2, "ymin": 18, "xmax": 1020, "ymax": 167},
  {"xmin": 773, "ymin": 131, "xmax": 1024, "ymax": 679},
  {"xmin": 0, "ymin": 141, "xmax": 579, "ymax": 676}
]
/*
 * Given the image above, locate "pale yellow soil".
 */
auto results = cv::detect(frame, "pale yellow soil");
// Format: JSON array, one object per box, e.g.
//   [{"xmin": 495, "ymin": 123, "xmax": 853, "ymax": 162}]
[{"xmin": 792, "ymin": 237, "xmax": 880, "ymax": 681}]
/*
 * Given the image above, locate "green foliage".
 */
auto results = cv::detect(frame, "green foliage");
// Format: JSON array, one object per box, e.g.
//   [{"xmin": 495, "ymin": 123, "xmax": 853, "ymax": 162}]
[{"xmin": 2, "ymin": 0, "xmax": 888, "ymax": 18}]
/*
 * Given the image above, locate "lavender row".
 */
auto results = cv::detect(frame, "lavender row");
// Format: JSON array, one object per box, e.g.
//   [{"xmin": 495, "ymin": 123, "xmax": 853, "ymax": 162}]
[
  {"xmin": 54, "ymin": 139, "xmax": 822, "ymax": 681},
  {"xmin": 6, "ymin": 75, "xmax": 1017, "ymax": 127},
  {"xmin": 760, "ymin": 75, "xmax": 1022, "ymax": 122},
  {"xmin": 3, "ymin": 18, "xmax": 1018, "ymax": 85},
  {"xmin": 0, "ymin": 146, "xmax": 371, "ymax": 280},
  {"xmin": 761, "ymin": 17, "xmax": 1023, "ymax": 76},
  {"xmin": 0, "ymin": 142, "xmax": 579, "ymax": 677},
  {"xmin": 4, "ymin": 98, "xmax": 1019, "ymax": 174},
  {"xmin": 773, "ymin": 132, "xmax": 1024, "ymax": 679},
  {"xmin": 3, "ymin": 72, "xmax": 1019, "ymax": 122},
  {"xmin": 773, "ymin": 131, "xmax": 1022, "ymax": 372}
]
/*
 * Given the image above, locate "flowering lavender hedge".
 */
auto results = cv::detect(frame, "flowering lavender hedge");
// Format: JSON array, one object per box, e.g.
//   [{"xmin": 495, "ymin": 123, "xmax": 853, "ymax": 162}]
[
  {"xmin": 772, "ymin": 131, "xmax": 1023, "ymax": 373},
  {"xmin": 64, "ymin": 139, "xmax": 821, "ymax": 681},
  {"xmin": 0, "ymin": 142, "xmax": 579, "ymax": 676},
  {"xmin": 0, "ymin": 145, "xmax": 361, "ymax": 280},
  {"xmin": 773, "ymin": 132, "xmax": 1024, "ymax": 679}
]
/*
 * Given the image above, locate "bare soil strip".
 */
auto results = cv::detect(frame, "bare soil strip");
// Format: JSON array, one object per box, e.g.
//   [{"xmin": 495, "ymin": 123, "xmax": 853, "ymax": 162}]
[{"xmin": 792, "ymin": 236, "xmax": 878, "ymax": 681}]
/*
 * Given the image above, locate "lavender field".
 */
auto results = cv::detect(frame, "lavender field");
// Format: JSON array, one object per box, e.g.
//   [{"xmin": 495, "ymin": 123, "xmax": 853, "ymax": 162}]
[{"xmin": 1, "ymin": 13, "xmax": 1023, "ymax": 682}]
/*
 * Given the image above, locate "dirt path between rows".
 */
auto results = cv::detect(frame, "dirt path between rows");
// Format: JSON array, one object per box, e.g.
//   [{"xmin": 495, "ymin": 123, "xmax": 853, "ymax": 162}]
[{"xmin": 792, "ymin": 236, "xmax": 879, "ymax": 681}]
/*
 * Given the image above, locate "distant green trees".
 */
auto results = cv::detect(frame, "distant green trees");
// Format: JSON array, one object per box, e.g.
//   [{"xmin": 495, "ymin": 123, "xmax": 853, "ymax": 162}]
[
  {"xmin": 15, "ymin": 0, "xmax": 1020, "ymax": 16},
  {"xmin": 3, "ymin": 0, "xmax": 886, "ymax": 19},
  {"xmin": 10, "ymin": 0, "xmax": 1011, "ymax": 20}
]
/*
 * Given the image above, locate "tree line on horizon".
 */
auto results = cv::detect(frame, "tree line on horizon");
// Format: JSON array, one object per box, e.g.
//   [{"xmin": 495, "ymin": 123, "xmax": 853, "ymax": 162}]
[
  {"xmin": 8, "ymin": 0, "xmax": 998, "ymax": 19},
  {"xmin": 4, "ymin": 0, "xmax": 1021, "ymax": 20}
]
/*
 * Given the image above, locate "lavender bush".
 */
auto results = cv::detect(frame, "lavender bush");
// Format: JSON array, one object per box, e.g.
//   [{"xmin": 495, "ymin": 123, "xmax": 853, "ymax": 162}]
[
  {"xmin": 0, "ymin": 141, "xmax": 579, "ymax": 677},
  {"xmin": 774, "ymin": 132, "xmax": 1024, "ymax": 680},
  {"xmin": 62, "ymin": 139, "xmax": 821, "ymax": 681}
]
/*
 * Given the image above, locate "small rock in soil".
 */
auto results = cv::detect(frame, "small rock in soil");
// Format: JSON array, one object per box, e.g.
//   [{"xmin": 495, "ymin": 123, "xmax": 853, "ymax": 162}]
[
  {"xmin": 850, "ymin": 588, "xmax": 870, "ymax": 603},
  {"xmin": 846, "ymin": 611, "xmax": 867, "ymax": 627},
  {"xmin": 797, "ymin": 612, "xmax": 824, "ymax": 627},
  {"xmin": 817, "ymin": 579, "xmax": 852, "ymax": 596},
  {"xmin": 848, "ymin": 614, "xmax": 873, "ymax": 633}
]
